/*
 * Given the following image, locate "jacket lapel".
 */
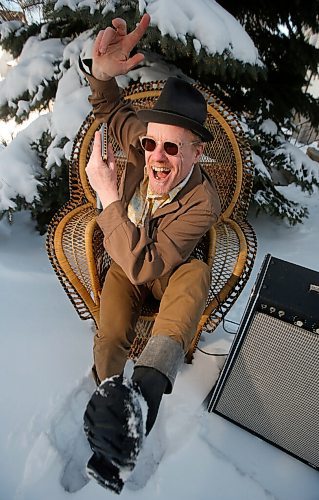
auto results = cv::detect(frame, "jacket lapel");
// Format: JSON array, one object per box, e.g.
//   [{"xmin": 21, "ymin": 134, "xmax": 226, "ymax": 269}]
[{"xmin": 120, "ymin": 146, "xmax": 145, "ymax": 208}]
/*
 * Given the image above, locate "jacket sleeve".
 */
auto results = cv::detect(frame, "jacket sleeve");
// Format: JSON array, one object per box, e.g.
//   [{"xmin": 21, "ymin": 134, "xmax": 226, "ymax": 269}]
[
  {"xmin": 96, "ymin": 194, "xmax": 219, "ymax": 285},
  {"xmin": 81, "ymin": 60, "xmax": 145, "ymax": 152}
]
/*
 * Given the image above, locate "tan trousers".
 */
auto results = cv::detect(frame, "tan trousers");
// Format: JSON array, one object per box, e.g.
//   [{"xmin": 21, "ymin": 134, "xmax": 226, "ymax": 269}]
[{"xmin": 93, "ymin": 258, "xmax": 210, "ymax": 383}]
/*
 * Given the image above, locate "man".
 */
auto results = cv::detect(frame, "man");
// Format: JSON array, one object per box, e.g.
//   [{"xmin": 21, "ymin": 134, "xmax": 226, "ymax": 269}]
[{"xmin": 81, "ymin": 13, "xmax": 221, "ymax": 493}]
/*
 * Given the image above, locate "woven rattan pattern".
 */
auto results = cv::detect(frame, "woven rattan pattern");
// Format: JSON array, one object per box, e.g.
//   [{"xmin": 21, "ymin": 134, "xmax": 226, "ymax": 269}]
[{"xmin": 46, "ymin": 80, "xmax": 257, "ymax": 361}]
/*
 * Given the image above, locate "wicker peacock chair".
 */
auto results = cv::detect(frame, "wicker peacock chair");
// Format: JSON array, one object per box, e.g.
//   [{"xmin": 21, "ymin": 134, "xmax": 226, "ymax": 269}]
[{"xmin": 46, "ymin": 79, "xmax": 257, "ymax": 363}]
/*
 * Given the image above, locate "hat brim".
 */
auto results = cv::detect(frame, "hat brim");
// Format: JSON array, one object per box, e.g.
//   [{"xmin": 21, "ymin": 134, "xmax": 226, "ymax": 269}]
[{"xmin": 137, "ymin": 109, "xmax": 213, "ymax": 142}]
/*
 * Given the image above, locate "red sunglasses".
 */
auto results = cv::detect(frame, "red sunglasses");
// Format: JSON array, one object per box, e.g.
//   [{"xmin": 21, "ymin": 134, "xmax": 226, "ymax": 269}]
[{"xmin": 139, "ymin": 136, "xmax": 201, "ymax": 156}]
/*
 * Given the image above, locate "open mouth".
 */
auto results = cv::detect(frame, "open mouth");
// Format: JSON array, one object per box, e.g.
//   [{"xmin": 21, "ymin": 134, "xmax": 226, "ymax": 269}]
[{"xmin": 152, "ymin": 166, "xmax": 171, "ymax": 181}]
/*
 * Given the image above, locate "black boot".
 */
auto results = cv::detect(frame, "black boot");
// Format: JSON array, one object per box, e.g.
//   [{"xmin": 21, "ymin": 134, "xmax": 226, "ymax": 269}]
[
  {"xmin": 83, "ymin": 375, "xmax": 144, "ymax": 493},
  {"xmin": 86, "ymin": 453, "xmax": 124, "ymax": 494},
  {"xmin": 132, "ymin": 366, "xmax": 169, "ymax": 435}
]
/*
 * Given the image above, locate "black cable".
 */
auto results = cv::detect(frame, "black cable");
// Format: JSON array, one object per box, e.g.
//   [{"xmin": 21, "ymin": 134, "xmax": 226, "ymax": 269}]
[
  {"xmin": 196, "ymin": 294, "xmax": 241, "ymax": 356},
  {"xmin": 225, "ymin": 318, "xmax": 240, "ymax": 325},
  {"xmin": 213, "ymin": 292, "xmax": 240, "ymax": 335},
  {"xmin": 222, "ymin": 319, "xmax": 239, "ymax": 335},
  {"xmin": 196, "ymin": 346, "xmax": 228, "ymax": 356}
]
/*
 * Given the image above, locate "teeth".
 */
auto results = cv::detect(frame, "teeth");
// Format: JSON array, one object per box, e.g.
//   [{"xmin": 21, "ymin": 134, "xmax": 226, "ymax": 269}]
[{"xmin": 152, "ymin": 167, "xmax": 170, "ymax": 172}]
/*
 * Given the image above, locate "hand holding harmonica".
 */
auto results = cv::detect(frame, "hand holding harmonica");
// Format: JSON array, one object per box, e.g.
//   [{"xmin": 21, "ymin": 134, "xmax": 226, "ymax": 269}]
[{"xmin": 86, "ymin": 130, "xmax": 119, "ymax": 209}]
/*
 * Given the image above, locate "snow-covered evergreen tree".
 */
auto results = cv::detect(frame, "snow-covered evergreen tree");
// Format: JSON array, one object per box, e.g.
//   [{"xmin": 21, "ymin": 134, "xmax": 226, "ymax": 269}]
[
  {"xmin": 218, "ymin": 0, "xmax": 319, "ymax": 222},
  {"xmin": 0, "ymin": 0, "xmax": 318, "ymax": 232}
]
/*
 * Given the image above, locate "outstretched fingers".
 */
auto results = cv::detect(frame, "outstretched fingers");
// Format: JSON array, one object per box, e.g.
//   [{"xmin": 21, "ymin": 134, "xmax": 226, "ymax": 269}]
[
  {"xmin": 97, "ymin": 27, "xmax": 118, "ymax": 55},
  {"xmin": 126, "ymin": 13, "xmax": 150, "ymax": 51},
  {"xmin": 112, "ymin": 17, "xmax": 127, "ymax": 36},
  {"xmin": 92, "ymin": 14, "xmax": 150, "ymax": 78},
  {"xmin": 123, "ymin": 52, "xmax": 145, "ymax": 73},
  {"xmin": 93, "ymin": 31, "xmax": 104, "ymax": 57}
]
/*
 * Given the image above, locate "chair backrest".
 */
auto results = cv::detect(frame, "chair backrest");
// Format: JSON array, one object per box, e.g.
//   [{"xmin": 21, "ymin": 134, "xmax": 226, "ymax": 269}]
[{"xmin": 46, "ymin": 79, "xmax": 256, "ymax": 326}]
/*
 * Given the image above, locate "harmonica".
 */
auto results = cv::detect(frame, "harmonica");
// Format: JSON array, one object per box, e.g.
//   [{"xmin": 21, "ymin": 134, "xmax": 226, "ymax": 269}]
[{"xmin": 101, "ymin": 123, "xmax": 108, "ymax": 162}]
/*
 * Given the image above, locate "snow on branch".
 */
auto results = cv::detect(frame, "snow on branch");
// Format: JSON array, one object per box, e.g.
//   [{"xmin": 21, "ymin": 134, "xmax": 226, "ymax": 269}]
[
  {"xmin": 141, "ymin": 0, "xmax": 262, "ymax": 65},
  {"xmin": 0, "ymin": 20, "xmax": 24, "ymax": 40},
  {"xmin": 0, "ymin": 37, "xmax": 64, "ymax": 118},
  {"xmin": 0, "ymin": 32, "xmax": 93, "ymax": 211},
  {"xmin": 0, "ymin": 114, "xmax": 50, "ymax": 210},
  {"xmin": 0, "ymin": 47, "xmax": 14, "ymax": 79},
  {"xmin": 274, "ymin": 141, "xmax": 319, "ymax": 188},
  {"xmin": 52, "ymin": 0, "xmax": 261, "ymax": 65},
  {"xmin": 54, "ymin": 0, "xmax": 119, "ymax": 15}
]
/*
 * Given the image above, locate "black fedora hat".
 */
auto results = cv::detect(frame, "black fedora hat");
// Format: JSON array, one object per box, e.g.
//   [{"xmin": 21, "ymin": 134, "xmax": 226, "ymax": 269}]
[{"xmin": 137, "ymin": 77, "xmax": 213, "ymax": 142}]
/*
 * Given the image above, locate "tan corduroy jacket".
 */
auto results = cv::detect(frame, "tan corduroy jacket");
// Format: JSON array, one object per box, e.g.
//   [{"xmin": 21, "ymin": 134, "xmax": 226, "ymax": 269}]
[{"xmin": 85, "ymin": 72, "xmax": 221, "ymax": 285}]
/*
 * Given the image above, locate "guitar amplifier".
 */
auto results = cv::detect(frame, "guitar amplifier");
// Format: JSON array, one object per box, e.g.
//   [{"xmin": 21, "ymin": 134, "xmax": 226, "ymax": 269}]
[{"xmin": 208, "ymin": 254, "xmax": 319, "ymax": 470}]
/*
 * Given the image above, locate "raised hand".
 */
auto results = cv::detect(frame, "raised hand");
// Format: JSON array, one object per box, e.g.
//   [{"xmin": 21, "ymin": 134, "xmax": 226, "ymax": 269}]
[{"xmin": 92, "ymin": 13, "xmax": 150, "ymax": 81}]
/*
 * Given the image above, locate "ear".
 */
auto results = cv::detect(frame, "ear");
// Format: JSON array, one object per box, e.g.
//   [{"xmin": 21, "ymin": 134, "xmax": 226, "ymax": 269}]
[{"xmin": 194, "ymin": 143, "xmax": 204, "ymax": 163}]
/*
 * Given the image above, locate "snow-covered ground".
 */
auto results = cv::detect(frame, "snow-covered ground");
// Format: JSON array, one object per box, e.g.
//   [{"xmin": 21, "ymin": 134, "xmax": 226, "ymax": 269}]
[{"xmin": 0, "ymin": 183, "xmax": 319, "ymax": 500}]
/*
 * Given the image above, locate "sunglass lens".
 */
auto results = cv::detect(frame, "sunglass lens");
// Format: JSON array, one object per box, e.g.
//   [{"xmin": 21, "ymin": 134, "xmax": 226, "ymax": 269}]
[
  {"xmin": 164, "ymin": 142, "xmax": 179, "ymax": 155},
  {"xmin": 140, "ymin": 137, "xmax": 179, "ymax": 156},
  {"xmin": 141, "ymin": 137, "xmax": 156, "ymax": 152}
]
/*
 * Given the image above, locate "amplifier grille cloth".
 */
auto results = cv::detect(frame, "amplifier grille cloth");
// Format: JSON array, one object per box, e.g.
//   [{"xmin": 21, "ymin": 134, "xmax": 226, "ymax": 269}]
[{"xmin": 215, "ymin": 312, "xmax": 319, "ymax": 467}]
